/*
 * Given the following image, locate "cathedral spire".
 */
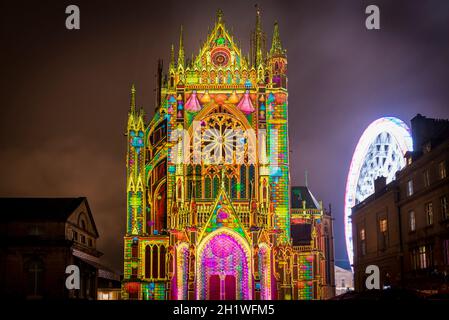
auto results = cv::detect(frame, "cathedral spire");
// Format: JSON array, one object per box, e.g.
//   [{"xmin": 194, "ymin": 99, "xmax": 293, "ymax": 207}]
[
  {"xmin": 270, "ymin": 21, "xmax": 284, "ymax": 56},
  {"xmin": 216, "ymin": 8, "xmax": 223, "ymax": 24},
  {"xmin": 130, "ymin": 84, "xmax": 136, "ymax": 114},
  {"xmin": 253, "ymin": 5, "xmax": 264, "ymax": 67},
  {"xmin": 169, "ymin": 44, "xmax": 175, "ymax": 70},
  {"xmin": 177, "ymin": 25, "xmax": 185, "ymax": 69}
]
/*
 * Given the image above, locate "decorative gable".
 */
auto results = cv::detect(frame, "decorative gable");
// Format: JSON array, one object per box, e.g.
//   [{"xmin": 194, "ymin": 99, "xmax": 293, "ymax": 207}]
[{"xmin": 198, "ymin": 186, "xmax": 250, "ymax": 244}]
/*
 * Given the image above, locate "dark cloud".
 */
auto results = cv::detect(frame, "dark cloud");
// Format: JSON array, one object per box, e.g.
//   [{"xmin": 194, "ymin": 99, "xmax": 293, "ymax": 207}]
[{"xmin": 1, "ymin": 0, "xmax": 448, "ymax": 270}]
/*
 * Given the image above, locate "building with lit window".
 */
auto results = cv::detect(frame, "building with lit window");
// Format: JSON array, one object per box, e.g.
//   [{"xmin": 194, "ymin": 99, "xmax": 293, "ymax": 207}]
[
  {"xmin": 352, "ymin": 114, "xmax": 449, "ymax": 293},
  {"xmin": 0, "ymin": 197, "xmax": 102, "ymax": 299},
  {"xmin": 121, "ymin": 9, "xmax": 334, "ymax": 300}
]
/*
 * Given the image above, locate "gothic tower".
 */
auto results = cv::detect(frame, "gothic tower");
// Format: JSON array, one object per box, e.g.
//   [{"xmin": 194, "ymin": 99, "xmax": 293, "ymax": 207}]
[{"xmin": 122, "ymin": 9, "xmax": 331, "ymax": 301}]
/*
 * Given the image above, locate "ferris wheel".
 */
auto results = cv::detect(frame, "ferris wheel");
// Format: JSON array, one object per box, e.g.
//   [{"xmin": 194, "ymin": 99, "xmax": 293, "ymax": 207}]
[{"xmin": 344, "ymin": 117, "xmax": 413, "ymax": 267}]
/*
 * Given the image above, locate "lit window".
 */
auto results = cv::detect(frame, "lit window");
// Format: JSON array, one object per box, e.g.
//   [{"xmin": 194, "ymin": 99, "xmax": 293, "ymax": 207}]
[
  {"xmin": 439, "ymin": 161, "xmax": 447, "ymax": 179},
  {"xmin": 379, "ymin": 218, "xmax": 388, "ymax": 233},
  {"xmin": 379, "ymin": 218, "xmax": 388, "ymax": 251},
  {"xmin": 407, "ymin": 180, "xmax": 414, "ymax": 196},
  {"xmin": 441, "ymin": 196, "xmax": 449, "ymax": 220},
  {"xmin": 360, "ymin": 228, "xmax": 366, "ymax": 256},
  {"xmin": 419, "ymin": 246, "xmax": 427, "ymax": 269},
  {"xmin": 360, "ymin": 228, "xmax": 366, "ymax": 241},
  {"xmin": 423, "ymin": 170, "xmax": 430, "ymax": 187},
  {"xmin": 409, "ymin": 211, "xmax": 416, "ymax": 231},
  {"xmin": 425, "ymin": 202, "xmax": 433, "ymax": 225}
]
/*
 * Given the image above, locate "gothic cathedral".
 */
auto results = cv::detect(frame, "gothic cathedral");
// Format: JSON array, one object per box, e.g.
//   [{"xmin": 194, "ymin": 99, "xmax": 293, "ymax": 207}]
[{"xmin": 122, "ymin": 9, "xmax": 334, "ymax": 300}]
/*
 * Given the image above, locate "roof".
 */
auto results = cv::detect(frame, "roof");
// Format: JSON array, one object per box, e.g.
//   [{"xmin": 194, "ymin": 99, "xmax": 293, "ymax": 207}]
[
  {"xmin": 0, "ymin": 197, "xmax": 87, "ymax": 222},
  {"xmin": 291, "ymin": 186, "xmax": 321, "ymax": 209}
]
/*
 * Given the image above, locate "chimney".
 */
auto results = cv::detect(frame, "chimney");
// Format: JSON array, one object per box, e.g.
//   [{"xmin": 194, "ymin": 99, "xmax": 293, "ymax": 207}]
[{"xmin": 374, "ymin": 176, "xmax": 387, "ymax": 193}]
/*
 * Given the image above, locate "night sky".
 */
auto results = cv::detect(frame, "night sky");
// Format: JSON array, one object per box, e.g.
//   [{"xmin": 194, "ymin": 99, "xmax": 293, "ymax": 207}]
[{"xmin": 1, "ymin": 0, "xmax": 449, "ymax": 272}]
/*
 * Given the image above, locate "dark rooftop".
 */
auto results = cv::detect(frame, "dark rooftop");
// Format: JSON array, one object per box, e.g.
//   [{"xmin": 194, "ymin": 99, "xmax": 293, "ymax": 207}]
[{"xmin": 291, "ymin": 186, "xmax": 321, "ymax": 209}]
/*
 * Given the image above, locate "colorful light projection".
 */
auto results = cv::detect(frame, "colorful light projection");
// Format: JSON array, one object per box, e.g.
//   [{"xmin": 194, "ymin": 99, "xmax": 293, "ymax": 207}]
[
  {"xmin": 196, "ymin": 229, "xmax": 252, "ymax": 300},
  {"xmin": 142, "ymin": 282, "xmax": 165, "ymax": 300},
  {"xmin": 344, "ymin": 117, "xmax": 413, "ymax": 266},
  {"xmin": 122, "ymin": 9, "xmax": 331, "ymax": 301},
  {"xmin": 297, "ymin": 255, "xmax": 314, "ymax": 300},
  {"xmin": 185, "ymin": 91, "xmax": 202, "ymax": 112},
  {"xmin": 237, "ymin": 90, "xmax": 255, "ymax": 114},
  {"xmin": 258, "ymin": 244, "xmax": 272, "ymax": 300},
  {"xmin": 176, "ymin": 243, "xmax": 190, "ymax": 300},
  {"xmin": 267, "ymin": 96, "xmax": 290, "ymax": 244}
]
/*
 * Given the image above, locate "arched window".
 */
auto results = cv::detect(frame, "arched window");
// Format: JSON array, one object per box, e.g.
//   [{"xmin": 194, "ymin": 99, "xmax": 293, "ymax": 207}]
[
  {"xmin": 231, "ymin": 177, "xmax": 238, "ymax": 199},
  {"xmin": 131, "ymin": 239, "xmax": 138, "ymax": 258},
  {"xmin": 224, "ymin": 175, "xmax": 230, "ymax": 195},
  {"xmin": 195, "ymin": 166, "xmax": 202, "ymax": 198},
  {"xmin": 78, "ymin": 213, "xmax": 88, "ymax": 231},
  {"xmin": 159, "ymin": 246, "xmax": 166, "ymax": 278},
  {"xmin": 145, "ymin": 245, "xmax": 151, "ymax": 278},
  {"xmin": 240, "ymin": 166, "xmax": 246, "ymax": 198},
  {"xmin": 263, "ymin": 179, "xmax": 267, "ymax": 199},
  {"xmin": 205, "ymin": 176, "xmax": 211, "ymax": 198},
  {"xmin": 213, "ymin": 176, "xmax": 219, "ymax": 198},
  {"xmin": 152, "ymin": 246, "xmax": 159, "ymax": 278}
]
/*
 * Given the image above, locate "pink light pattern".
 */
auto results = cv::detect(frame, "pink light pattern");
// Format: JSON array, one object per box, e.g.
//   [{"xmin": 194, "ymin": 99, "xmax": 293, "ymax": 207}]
[
  {"xmin": 196, "ymin": 232, "xmax": 251, "ymax": 300},
  {"xmin": 185, "ymin": 90, "xmax": 202, "ymax": 112},
  {"xmin": 237, "ymin": 90, "xmax": 255, "ymax": 114}
]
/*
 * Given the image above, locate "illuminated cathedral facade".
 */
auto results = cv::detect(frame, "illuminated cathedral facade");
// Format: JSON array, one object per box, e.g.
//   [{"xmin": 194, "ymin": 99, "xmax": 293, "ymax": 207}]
[{"xmin": 122, "ymin": 9, "xmax": 335, "ymax": 300}]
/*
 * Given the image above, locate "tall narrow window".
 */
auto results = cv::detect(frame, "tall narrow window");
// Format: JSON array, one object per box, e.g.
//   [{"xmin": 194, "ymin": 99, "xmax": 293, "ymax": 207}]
[
  {"xmin": 231, "ymin": 177, "xmax": 238, "ymax": 199},
  {"xmin": 213, "ymin": 176, "xmax": 219, "ymax": 199},
  {"xmin": 444, "ymin": 240, "xmax": 449, "ymax": 266},
  {"xmin": 159, "ymin": 246, "xmax": 166, "ymax": 278},
  {"xmin": 425, "ymin": 202, "xmax": 433, "ymax": 225},
  {"xmin": 152, "ymin": 246, "xmax": 159, "ymax": 279},
  {"xmin": 419, "ymin": 246, "xmax": 428, "ymax": 269},
  {"xmin": 411, "ymin": 248, "xmax": 418, "ymax": 270},
  {"xmin": 380, "ymin": 218, "xmax": 388, "ymax": 233},
  {"xmin": 379, "ymin": 218, "xmax": 388, "ymax": 250},
  {"xmin": 409, "ymin": 210, "xmax": 416, "ymax": 231},
  {"xmin": 131, "ymin": 239, "xmax": 138, "ymax": 258},
  {"xmin": 441, "ymin": 196, "xmax": 448, "ymax": 220},
  {"xmin": 439, "ymin": 161, "xmax": 447, "ymax": 179},
  {"xmin": 205, "ymin": 176, "xmax": 211, "ymax": 198},
  {"xmin": 240, "ymin": 165, "xmax": 247, "ymax": 199},
  {"xmin": 412, "ymin": 245, "xmax": 433, "ymax": 270},
  {"xmin": 360, "ymin": 228, "xmax": 366, "ymax": 256},
  {"xmin": 407, "ymin": 180, "xmax": 414, "ymax": 197},
  {"xmin": 195, "ymin": 166, "xmax": 202, "ymax": 199},
  {"xmin": 423, "ymin": 170, "xmax": 430, "ymax": 187},
  {"xmin": 145, "ymin": 245, "xmax": 151, "ymax": 278}
]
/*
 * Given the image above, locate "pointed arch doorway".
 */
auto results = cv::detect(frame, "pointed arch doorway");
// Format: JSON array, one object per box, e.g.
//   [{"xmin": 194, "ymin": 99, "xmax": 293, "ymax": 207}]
[{"xmin": 196, "ymin": 228, "xmax": 252, "ymax": 300}]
